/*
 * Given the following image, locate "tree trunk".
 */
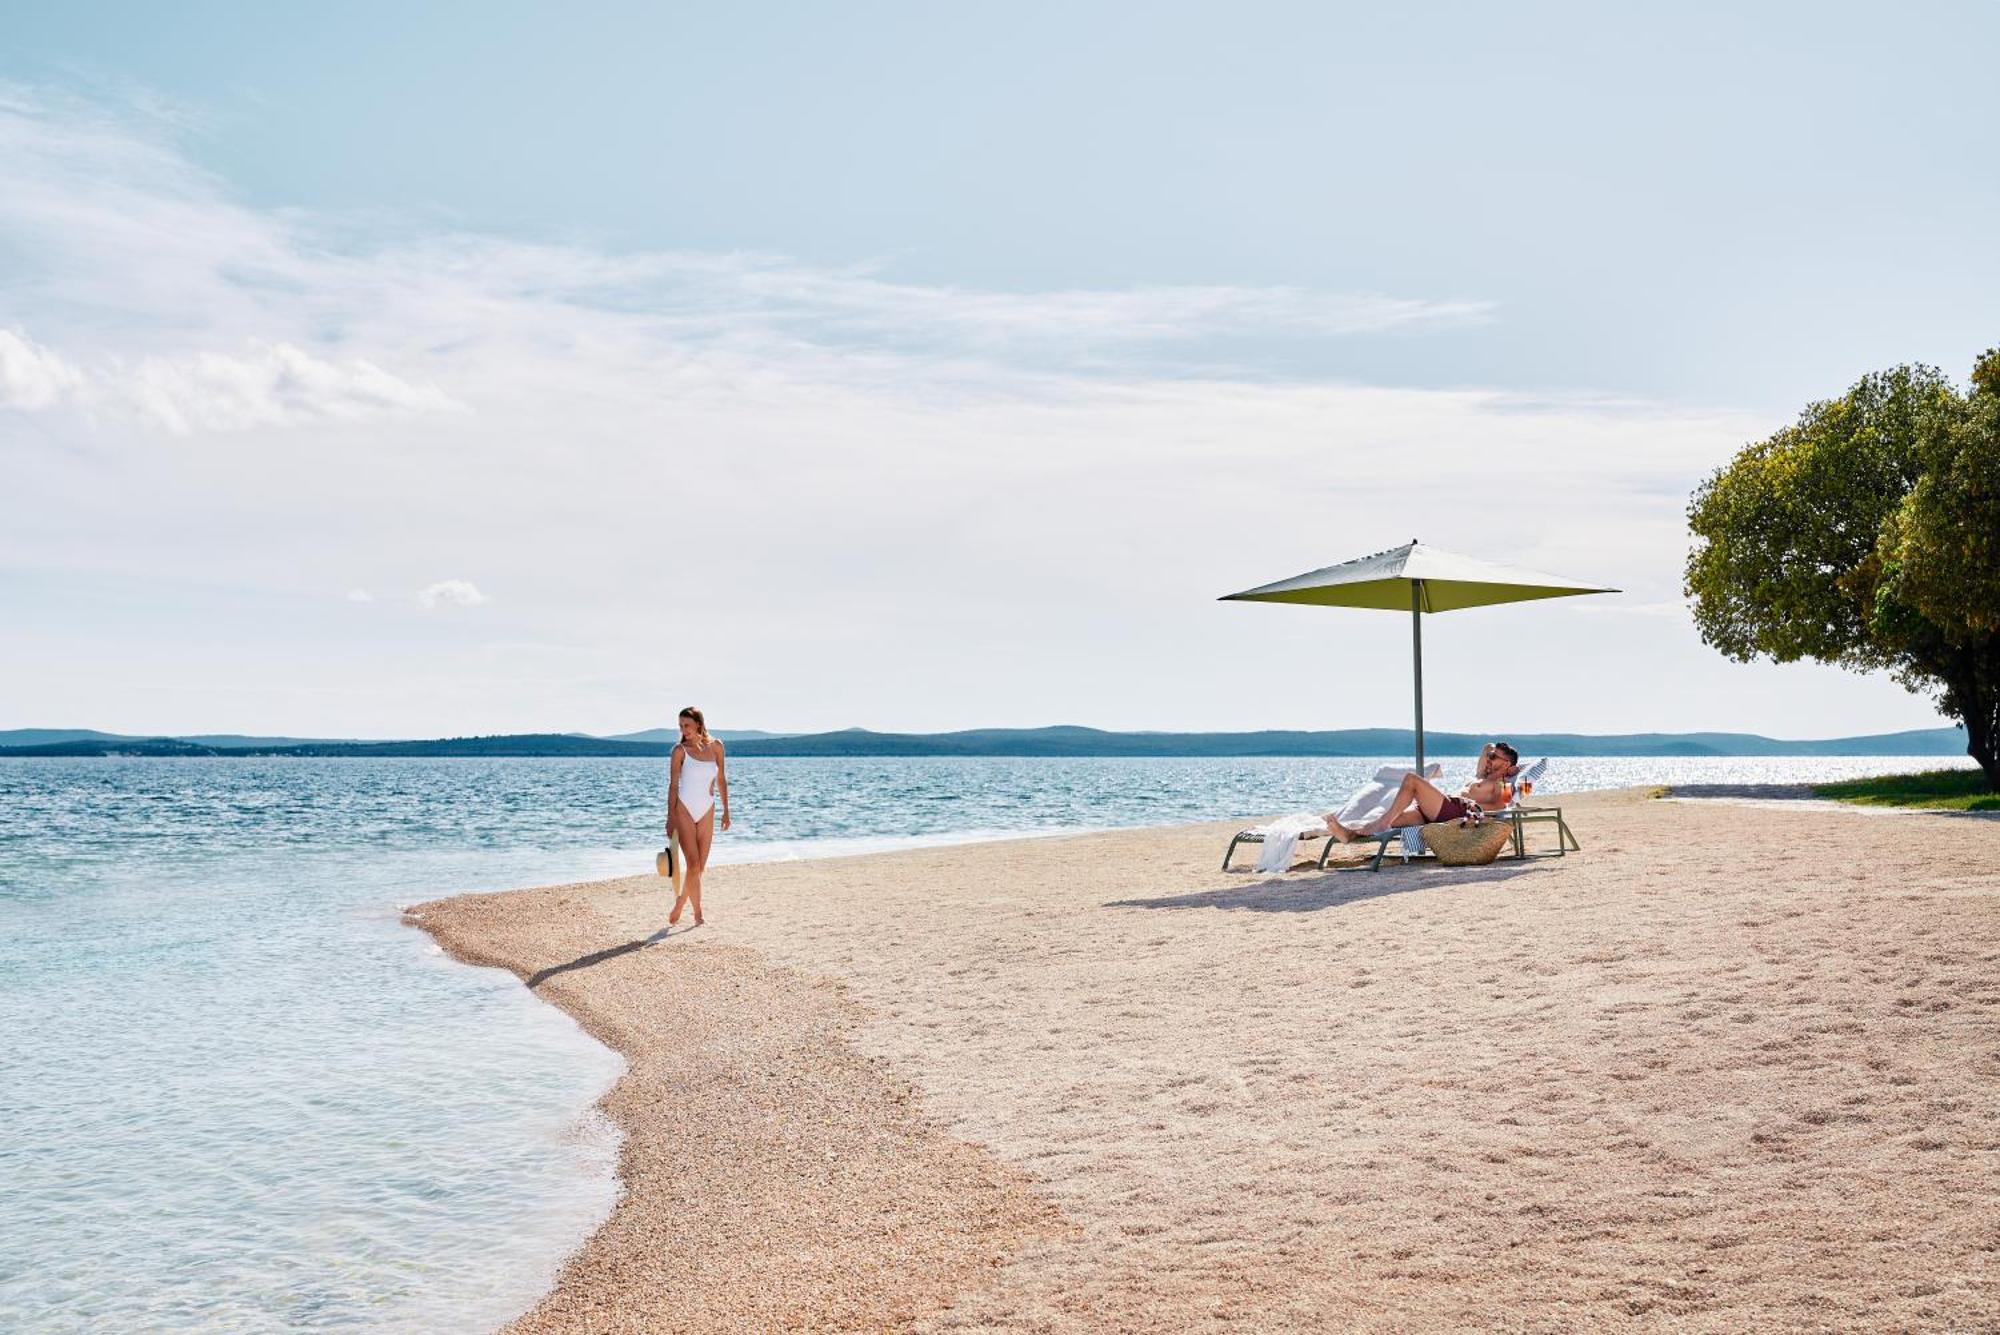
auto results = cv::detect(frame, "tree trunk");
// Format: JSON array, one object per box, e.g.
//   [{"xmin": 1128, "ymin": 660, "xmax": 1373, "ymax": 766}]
[
  {"xmin": 1947, "ymin": 641, "xmax": 2000, "ymax": 790},
  {"xmin": 1966, "ymin": 700, "xmax": 1999, "ymax": 791}
]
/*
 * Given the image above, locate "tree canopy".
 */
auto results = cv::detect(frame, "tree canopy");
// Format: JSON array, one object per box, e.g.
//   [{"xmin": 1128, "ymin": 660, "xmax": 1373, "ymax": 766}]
[{"xmin": 1685, "ymin": 349, "xmax": 2000, "ymax": 786}]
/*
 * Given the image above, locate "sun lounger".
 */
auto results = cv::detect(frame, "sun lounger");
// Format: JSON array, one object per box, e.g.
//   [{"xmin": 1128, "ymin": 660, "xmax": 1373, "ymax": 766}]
[
  {"xmin": 1222, "ymin": 824, "xmax": 1337, "ymax": 871},
  {"xmin": 1222, "ymin": 823, "xmax": 1427, "ymax": 872},
  {"xmin": 1224, "ymin": 758, "xmax": 1569, "ymax": 873}
]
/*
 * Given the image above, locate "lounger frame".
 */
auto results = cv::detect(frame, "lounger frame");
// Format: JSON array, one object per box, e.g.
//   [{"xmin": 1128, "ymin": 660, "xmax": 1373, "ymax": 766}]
[
  {"xmin": 1222, "ymin": 827, "xmax": 1412, "ymax": 872},
  {"xmin": 1225, "ymin": 805, "xmax": 1580, "ymax": 873}
]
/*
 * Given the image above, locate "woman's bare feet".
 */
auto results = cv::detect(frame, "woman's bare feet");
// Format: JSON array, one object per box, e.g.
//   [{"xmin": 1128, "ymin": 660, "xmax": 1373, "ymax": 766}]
[{"xmin": 1323, "ymin": 816, "xmax": 1361, "ymax": 844}]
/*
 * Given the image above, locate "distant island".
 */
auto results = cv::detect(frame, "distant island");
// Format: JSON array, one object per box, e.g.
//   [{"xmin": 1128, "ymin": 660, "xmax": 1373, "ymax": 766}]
[{"xmin": 0, "ymin": 723, "xmax": 1971, "ymax": 759}]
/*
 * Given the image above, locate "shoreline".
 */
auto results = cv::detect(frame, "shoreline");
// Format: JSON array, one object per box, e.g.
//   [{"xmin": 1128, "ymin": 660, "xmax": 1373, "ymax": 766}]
[
  {"xmin": 422, "ymin": 761, "xmax": 1997, "ymax": 906},
  {"xmin": 408, "ymin": 874, "xmax": 1062, "ymax": 1333},
  {"xmin": 413, "ymin": 790, "xmax": 2000, "ymax": 1330}
]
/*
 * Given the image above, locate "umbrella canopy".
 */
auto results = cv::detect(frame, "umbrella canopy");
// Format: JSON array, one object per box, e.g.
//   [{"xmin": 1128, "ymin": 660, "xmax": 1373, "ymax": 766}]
[{"xmin": 1220, "ymin": 540, "xmax": 1617, "ymax": 769}]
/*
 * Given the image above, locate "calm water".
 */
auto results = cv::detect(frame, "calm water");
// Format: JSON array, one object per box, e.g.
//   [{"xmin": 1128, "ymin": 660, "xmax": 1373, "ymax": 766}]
[{"xmin": 0, "ymin": 753, "xmax": 1971, "ymax": 1332}]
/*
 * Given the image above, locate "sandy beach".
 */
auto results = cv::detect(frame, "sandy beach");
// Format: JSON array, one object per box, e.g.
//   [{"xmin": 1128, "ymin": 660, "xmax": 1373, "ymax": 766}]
[{"xmin": 412, "ymin": 788, "xmax": 2000, "ymax": 1331}]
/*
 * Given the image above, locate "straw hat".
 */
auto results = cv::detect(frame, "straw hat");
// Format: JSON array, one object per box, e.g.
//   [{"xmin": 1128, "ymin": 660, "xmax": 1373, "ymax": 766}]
[{"xmin": 1420, "ymin": 820, "xmax": 1510, "ymax": 866}]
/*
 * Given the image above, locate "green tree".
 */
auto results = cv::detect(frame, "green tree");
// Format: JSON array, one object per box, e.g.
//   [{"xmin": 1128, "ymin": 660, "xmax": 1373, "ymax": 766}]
[{"xmin": 1685, "ymin": 349, "xmax": 2000, "ymax": 787}]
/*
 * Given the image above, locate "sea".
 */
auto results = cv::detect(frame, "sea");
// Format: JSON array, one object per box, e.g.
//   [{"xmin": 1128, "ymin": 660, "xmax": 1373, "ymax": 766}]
[{"xmin": 0, "ymin": 752, "xmax": 1974, "ymax": 1332}]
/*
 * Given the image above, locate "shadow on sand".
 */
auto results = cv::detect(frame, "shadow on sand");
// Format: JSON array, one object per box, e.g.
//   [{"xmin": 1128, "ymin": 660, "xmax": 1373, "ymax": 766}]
[
  {"xmin": 527, "ymin": 925, "xmax": 679, "ymax": 988},
  {"xmin": 1669, "ymin": 783, "xmax": 1819, "ymax": 800},
  {"xmin": 1107, "ymin": 861, "xmax": 1543, "ymax": 914}
]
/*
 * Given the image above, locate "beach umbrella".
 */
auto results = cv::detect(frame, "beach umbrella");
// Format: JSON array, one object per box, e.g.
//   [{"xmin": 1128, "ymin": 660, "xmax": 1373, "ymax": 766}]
[{"xmin": 1219, "ymin": 540, "xmax": 1618, "ymax": 770}]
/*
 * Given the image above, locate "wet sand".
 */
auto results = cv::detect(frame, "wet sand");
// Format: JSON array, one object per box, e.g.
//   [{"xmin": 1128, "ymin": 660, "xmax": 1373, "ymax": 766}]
[{"xmin": 412, "ymin": 788, "xmax": 2000, "ymax": 1331}]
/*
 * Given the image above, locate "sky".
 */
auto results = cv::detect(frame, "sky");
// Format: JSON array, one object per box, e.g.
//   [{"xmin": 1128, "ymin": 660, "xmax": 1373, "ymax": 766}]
[{"xmin": 2, "ymin": 1, "xmax": 1995, "ymax": 739}]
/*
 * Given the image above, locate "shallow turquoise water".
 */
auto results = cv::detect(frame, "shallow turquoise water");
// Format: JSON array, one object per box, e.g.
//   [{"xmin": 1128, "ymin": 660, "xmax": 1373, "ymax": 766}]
[
  {"xmin": 0, "ymin": 838, "xmax": 627, "ymax": 1333},
  {"xmin": 0, "ymin": 753, "xmax": 1968, "ymax": 1331}
]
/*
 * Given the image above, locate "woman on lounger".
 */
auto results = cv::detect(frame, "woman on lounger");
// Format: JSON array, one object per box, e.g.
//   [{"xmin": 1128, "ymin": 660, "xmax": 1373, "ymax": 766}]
[{"xmin": 1326, "ymin": 742, "xmax": 1519, "ymax": 842}]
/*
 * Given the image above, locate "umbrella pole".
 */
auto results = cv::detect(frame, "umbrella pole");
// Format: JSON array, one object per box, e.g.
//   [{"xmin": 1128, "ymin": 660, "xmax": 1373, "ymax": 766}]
[{"xmin": 1411, "ymin": 580, "xmax": 1425, "ymax": 772}]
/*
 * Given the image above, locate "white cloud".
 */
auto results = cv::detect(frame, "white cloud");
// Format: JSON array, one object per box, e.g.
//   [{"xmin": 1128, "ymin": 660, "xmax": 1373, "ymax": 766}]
[
  {"xmin": 0, "ymin": 86, "xmax": 1494, "ymax": 404},
  {"xmin": 345, "ymin": 589, "xmax": 374, "ymax": 603},
  {"xmin": 1570, "ymin": 598, "xmax": 1691, "ymax": 618},
  {"xmin": 120, "ymin": 340, "xmax": 461, "ymax": 434},
  {"xmin": 557, "ymin": 255, "xmax": 1496, "ymax": 347},
  {"xmin": 0, "ymin": 328, "xmax": 85, "ymax": 410},
  {"xmin": 3, "ymin": 324, "xmax": 458, "ymax": 438},
  {"xmin": 6, "ymin": 84, "xmax": 1937, "ymax": 740},
  {"xmin": 416, "ymin": 580, "xmax": 489, "ymax": 609}
]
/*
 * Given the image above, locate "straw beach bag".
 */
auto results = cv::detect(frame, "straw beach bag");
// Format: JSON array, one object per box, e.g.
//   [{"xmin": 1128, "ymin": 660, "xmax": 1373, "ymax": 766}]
[
  {"xmin": 1420, "ymin": 820, "xmax": 1510, "ymax": 866},
  {"xmin": 657, "ymin": 773, "xmax": 684, "ymax": 895}
]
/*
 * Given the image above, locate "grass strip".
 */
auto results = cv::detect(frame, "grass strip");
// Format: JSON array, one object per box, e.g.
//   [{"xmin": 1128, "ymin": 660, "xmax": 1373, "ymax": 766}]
[{"xmin": 1811, "ymin": 769, "xmax": 1999, "ymax": 811}]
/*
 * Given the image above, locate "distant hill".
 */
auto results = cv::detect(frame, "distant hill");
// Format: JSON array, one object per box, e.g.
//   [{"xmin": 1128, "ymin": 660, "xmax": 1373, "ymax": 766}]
[
  {"xmin": 0, "ymin": 729, "xmax": 134, "ymax": 748},
  {"xmin": 0, "ymin": 728, "xmax": 374, "ymax": 749},
  {"xmin": 600, "ymin": 728, "xmax": 793, "ymax": 743},
  {"xmin": 0, "ymin": 733, "xmax": 671, "ymax": 759},
  {"xmin": 177, "ymin": 733, "xmax": 371, "ymax": 748},
  {"xmin": 714, "ymin": 725, "xmax": 1974, "ymax": 758},
  {"xmin": 0, "ymin": 723, "xmax": 1969, "ymax": 759}
]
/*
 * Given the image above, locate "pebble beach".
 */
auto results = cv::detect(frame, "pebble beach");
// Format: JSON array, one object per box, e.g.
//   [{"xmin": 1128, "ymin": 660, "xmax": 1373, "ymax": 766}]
[{"xmin": 412, "ymin": 787, "xmax": 2000, "ymax": 1331}]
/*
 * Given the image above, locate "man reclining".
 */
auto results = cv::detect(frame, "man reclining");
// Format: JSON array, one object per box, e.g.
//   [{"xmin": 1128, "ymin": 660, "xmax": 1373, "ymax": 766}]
[{"xmin": 1326, "ymin": 742, "xmax": 1520, "ymax": 842}]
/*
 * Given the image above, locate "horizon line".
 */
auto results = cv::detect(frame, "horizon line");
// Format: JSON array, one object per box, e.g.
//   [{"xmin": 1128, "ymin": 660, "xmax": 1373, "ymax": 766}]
[{"xmin": 0, "ymin": 721, "xmax": 1967, "ymax": 745}]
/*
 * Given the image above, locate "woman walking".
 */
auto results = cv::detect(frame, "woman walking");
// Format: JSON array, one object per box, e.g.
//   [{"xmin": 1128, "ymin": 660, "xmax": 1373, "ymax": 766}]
[{"xmin": 667, "ymin": 706, "xmax": 729, "ymax": 927}]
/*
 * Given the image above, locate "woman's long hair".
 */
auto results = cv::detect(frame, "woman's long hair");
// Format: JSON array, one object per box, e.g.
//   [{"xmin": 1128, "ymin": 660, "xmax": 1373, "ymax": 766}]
[{"xmin": 678, "ymin": 706, "xmax": 708, "ymax": 741}]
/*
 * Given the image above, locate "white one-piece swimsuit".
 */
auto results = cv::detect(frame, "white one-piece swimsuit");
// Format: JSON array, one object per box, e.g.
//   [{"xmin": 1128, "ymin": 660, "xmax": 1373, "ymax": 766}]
[{"xmin": 676, "ymin": 748, "xmax": 719, "ymax": 821}]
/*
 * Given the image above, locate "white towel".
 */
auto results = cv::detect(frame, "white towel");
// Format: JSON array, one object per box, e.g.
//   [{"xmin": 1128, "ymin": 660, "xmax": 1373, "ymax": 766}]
[{"xmin": 1253, "ymin": 812, "xmax": 1325, "ymax": 873}]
